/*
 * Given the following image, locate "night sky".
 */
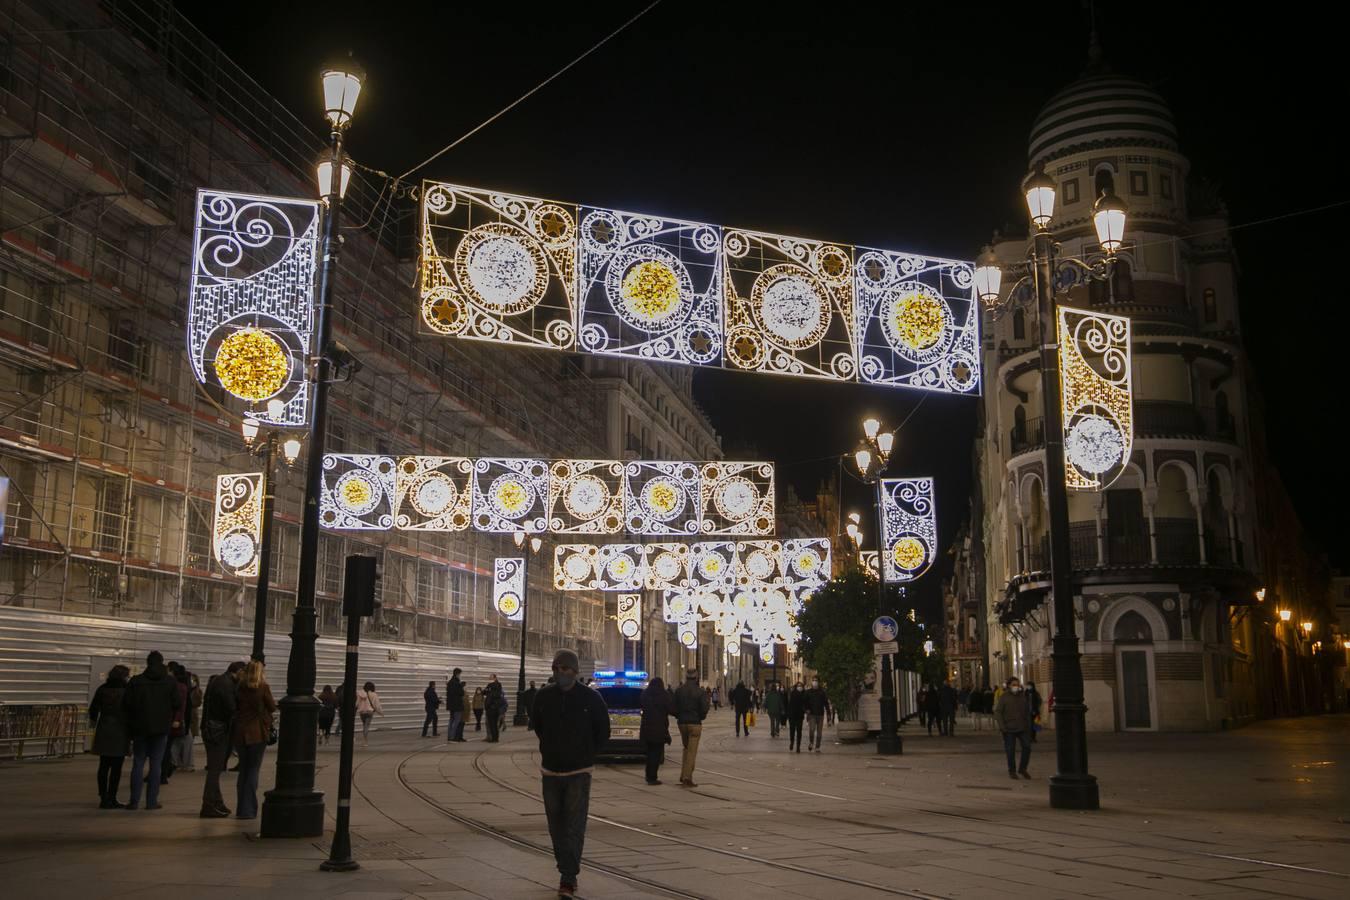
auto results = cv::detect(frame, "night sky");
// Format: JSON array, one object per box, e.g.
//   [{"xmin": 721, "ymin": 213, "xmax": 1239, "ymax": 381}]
[{"xmin": 181, "ymin": 2, "xmax": 1347, "ymax": 620}]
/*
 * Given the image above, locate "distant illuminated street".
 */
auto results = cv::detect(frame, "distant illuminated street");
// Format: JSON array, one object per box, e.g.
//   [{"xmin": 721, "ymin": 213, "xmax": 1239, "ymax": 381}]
[{"xmin": 2, "ymin": 715, "xmax": 1347, "ymax": 898}]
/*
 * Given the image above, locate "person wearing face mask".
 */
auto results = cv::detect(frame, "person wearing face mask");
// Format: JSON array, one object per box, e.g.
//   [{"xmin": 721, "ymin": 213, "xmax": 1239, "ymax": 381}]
[
  {"xmin": 993, "ymin": 675, "xmax": 1033, "ymax": 779},
  {"xmin": 531, "ymin": 649, "xmax": 609, "ymax": 899},
  {"xmin": 484, "ymin": 674, "xmax": 505, "ymax": 743},
  {"xmin": 803, "ymin": 678, "xmax": 829, "ymax": 751},
  {"xmin": 786, "ymin": 682, "xmax": 807, "ymax": 752}
]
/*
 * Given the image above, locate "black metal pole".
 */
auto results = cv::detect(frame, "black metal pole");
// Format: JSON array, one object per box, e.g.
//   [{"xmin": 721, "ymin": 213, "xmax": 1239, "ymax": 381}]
[
  {"xmin": 514, "ymin": 551, "xmax": 529, "ymax": 726},
  {"xmin": 1034, "ymin": 230, "xmax": 1099, "ymax": 810},
  {"xmin": 320, "ymin": 610, "xmax": 361, "ymax": 872},
  {"xmin": 251, "ymin": 434, "xmax": 277, "ymax": 663},
  {"xmin": 874, "ymin": 478, "xmax": 902, "ymax": 755},
  {"xmin": 261, "ymin": 128, "xmax": 342, "ymax": 838}
]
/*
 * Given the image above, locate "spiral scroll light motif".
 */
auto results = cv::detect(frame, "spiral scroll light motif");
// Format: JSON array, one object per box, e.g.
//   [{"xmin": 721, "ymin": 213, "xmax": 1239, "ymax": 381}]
[
  {"xmin": 493, "ymin": 557, "xmax": 525, "ymax": 622},
  {"xmin": 1058, "ymin": 307, "xmax": 1133, "ymax": 490},
  {"xmin": 880, "ymin": 477, "xmax": 937, "ymax": 584},
  {"xmin": 213, "ymin": 472, "xmax": 263, "ymax": 577}
]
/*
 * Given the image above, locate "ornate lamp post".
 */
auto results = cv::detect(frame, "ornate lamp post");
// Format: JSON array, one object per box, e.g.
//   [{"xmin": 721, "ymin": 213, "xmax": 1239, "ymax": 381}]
[
  {"xmin": 853, "ymin": 418, "xmax": 901, "ymax": 755},
  {"xmin": 261, "ymin": 60, "xmax": 363, "ymax": 839},
  {"xmin": 240, "ymin": 400, "xmax": 302, "ymax": 663},
  {"xmin": 513, "ymin": 530, "xmax": 543, "ymax": 727},
  {"xmin": 972, "ymin": 167, "xmax": 1128, "ymax": 811}
]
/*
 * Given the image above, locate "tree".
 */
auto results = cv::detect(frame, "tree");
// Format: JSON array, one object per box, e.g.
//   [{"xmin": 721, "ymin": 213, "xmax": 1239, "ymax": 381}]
[
  {"xmin": 809, "ymin": 634, "xmax": 874, "ymax": 719},
  {"xmin": 795, "ymin": 569, "xmax": 892, "ymax": 719}
]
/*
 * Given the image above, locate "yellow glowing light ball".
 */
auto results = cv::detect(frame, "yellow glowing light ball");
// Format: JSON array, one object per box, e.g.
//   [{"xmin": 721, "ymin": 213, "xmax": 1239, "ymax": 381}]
[
  {"xmin": 797, "ymin": 553, "xmax": 818, "ymax": 573},
  {"xmin": 214, "ymin": 328, "xmax": 288, "ymax": 400},
  {"xmin": 496, "ymin": 480, "xmax": 529, "ymax": 514},
  {"xmin": 892, "ymin": 537, "xmax": 926, "ymax": 571},
  {"xmin": 340, "ymin": 477, "xmax": 372, "ymax": 510},
  {"xmin": 893, "ymin": 293, "xmax": 945, "ymax": 351},
  {"xmin": 621, "ymin": 260, "xmax": 680, "ymax": 322},
  {"xmin": 498, "ymin": 593, "xmax": 521, "ymax": 616},
  {"xmin": 611, "ymin": 557, "xmax": 633, "ymax": 577},
  {"xmin": 648, "ymin": 483, "xmax": 678, "ymax": 513}
]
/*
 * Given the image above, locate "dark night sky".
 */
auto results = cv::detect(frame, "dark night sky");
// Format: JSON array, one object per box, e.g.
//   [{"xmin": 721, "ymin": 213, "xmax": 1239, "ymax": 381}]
[{"xmin": 180, "ymin": 1, "xmax": 1348, "ymax": 620}]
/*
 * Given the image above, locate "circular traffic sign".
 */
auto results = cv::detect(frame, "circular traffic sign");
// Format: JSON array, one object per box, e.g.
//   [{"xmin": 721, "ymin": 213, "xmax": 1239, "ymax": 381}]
[{"xmin": 872, "ymin": 615, "xmax": 899, "ymax": 642}]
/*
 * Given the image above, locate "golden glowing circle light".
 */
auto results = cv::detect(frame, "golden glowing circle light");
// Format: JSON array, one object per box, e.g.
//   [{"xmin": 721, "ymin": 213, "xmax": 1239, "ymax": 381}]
[
  {"xmin": 621, "ymin": 260, "xmax": 681, "ymax": 324},
  {"xmin": 892, "ymin": 293, "xmax": 946, "ymax": 351},
  {"xmin": 214, "ymin": 328, "xmax": 288, "ymax": 400},
  {"xmin": 892, "ymin": 536, "xmax": 926, "ymax": 572}
]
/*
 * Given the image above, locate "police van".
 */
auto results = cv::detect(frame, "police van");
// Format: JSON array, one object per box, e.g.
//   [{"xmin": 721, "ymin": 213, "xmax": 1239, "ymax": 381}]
[{"xmin": 592, "ymin": 670, "xmax": 647, "ymax": 761}]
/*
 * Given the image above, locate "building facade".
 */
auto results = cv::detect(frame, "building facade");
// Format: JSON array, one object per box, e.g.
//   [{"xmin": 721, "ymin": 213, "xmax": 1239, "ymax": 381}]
[{"xmin": 973, "ymin": 53, "xmax": 1294, "ymax": 731}]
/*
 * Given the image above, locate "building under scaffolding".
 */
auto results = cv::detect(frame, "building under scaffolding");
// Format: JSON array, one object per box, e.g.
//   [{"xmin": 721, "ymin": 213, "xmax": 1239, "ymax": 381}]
[{"xmin": 0, "ymin": 0, "xmax": 722, "ymax": 709}]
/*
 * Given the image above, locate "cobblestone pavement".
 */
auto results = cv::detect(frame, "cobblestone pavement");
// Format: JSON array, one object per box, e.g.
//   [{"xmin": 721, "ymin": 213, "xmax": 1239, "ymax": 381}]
[{"xmin": 1, "ymin": 713, "xmax": 1347, "ymax": 899}]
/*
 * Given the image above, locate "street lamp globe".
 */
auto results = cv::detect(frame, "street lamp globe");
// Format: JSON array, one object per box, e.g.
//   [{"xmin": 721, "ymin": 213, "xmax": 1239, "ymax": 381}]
[
  {"xmin": 973, "ymin": 246, "xmax": 1002, "ymax": 306},
  {"xmin": 529, "ymin": 536, "xmax": 543, "ymax": 554},
  {"xmin": 282, "ymin": 437, "xmax": 303, "ymax": 466},
  {"xmin": 845, "ymin": 522, "xmax": 859, "ymax": 543},
  {"xmin": 1022, "ymin": 166, "xmax": 1057, "ymax": 229},
  {"xmin": 513, "ymin": 530, "xmax": 526, "ymax": 549},
  {"xmin": 266, "ymin": 398, "xmax": 286, "ymax": 419},
  {"xmin": 1301, "ymin": 621, "xmax": 1313, "ymax": 635},
  {"xmin": 863, "ymin": 417, "xmax": 881, "ymax": 440},
  {"xmin": 1093, "ymin": 188, "xmax": 1128, "ymax": 254},
  {"xmin": 241, "ymin": 417, "xmax": 260, "ymax": 446},
  {"xmin": 876, "ymin": 431, "xmax": 895, "ymax": 459},
  {"xmin": 1278, "ymin": 609, "xmax": 1292, "ymax": 622},
  {"xmin": 316, "ymin": 154, "xmax": 354, "ymax": 200},
  {"xmin": 847, "ymin": 512, "xmax": 861, "ymax": 525},
  {"xmin": 853, "ymin": 446, "xmax": 873, "ymax": 478},
  {"xmin": 321, "ymin": 63, "xmax": 364, "ymax": 129}
]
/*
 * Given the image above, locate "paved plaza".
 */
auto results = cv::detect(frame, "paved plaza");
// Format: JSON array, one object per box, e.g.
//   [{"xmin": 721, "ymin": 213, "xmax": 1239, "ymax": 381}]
[{"xmin": 1, "ymin": 714, "xmax": 1347, "ymax": 899}]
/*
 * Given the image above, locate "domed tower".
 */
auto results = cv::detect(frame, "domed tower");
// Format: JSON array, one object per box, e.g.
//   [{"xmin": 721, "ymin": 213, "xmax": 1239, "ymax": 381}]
[{"xmin": 976, "ymin": 43, "xmax": 1261, "ymax": 732}]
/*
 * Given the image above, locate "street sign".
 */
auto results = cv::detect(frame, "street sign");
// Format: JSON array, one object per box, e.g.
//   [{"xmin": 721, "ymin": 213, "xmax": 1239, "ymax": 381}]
[
  {"xmin": 872, "ymin": 615, "xmax": 899, "ymax": 642},
  {"xmin": 874, "ymin": 640, "xmax": 899, "ymax": 655}
]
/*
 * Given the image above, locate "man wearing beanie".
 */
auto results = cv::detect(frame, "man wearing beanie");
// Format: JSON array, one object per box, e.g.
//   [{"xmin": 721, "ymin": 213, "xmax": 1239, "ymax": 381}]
[
  {"xmin": 672, "ymin": 667, "xmax": 710, "ymax": 786},
  {"xmin": 530, "ymin": 648, "xmax": 609, "ymax": 899}
]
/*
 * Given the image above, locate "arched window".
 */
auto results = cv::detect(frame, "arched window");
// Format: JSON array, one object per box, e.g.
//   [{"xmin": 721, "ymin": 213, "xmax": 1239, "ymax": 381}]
[
  {"xmin": 1113, "ymin": 610, "xmax": 1153, "ymax": 643},
  {"xmin": 1203, "ymin": 288, "xmax": 1217, "ymax": 323},
  {"xmin": 1012, "ymin": 307, "xmax": 1025, "ymax": 340},
  {"xmin": 1094, "ymin": 167, "xmax": 1116, "ymax": 199}
]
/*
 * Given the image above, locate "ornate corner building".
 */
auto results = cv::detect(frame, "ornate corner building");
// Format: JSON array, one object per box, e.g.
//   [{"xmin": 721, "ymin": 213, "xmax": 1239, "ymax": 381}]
[{"xmin": 973, "ymin": 54, "xmax": 1341, "ymax": 730}]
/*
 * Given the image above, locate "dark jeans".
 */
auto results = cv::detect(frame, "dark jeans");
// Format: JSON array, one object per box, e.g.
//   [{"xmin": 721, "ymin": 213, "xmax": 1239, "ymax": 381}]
[
  {"xmin": 236, "ymin": 742, "xmax": 266, "ymax": 818},
  {"xmin": 485, "ymin": 707, "xmax": 500, "ymax": 741},
  {"xmin": 541, "ymin": 773, "xmax": 591, "ymax": 884},
  {"xmin": 97, "ymin": 755, "xmax": 124, "ymax": 802},
  {"xmin": 769, "ymin": 714, "xmax": 780, "ymax": 737},
  {"xmin": 788, "ymin": 718, "xmax": 803, "ymax": 750},
  {"xmin": 130, "ymin": 734, "xmax": 168, "ymax": 807},
  {"xmin": 422, "ymin": 710, "xmax": 438, "ymax": 736},
  {"xmin": 201, "ymin": 735, "xmax": 231, "ymax": 812},
  {"xmin": 446, "ymin": 710, "xmax": 463, "ymax": 741},
  {"xmin": 944, "ymin": 713, "xmax": 956, "ymax": 735},
  {"xmin": 644, "ymin": 741, "xmax": 664, "ymax": 782},
  {"xmin": 1003, "ymin": 730, "xmax": 1031, "ymax": 773},
  {"xmin": 735, "ymin": 710, "xmax": 749, "ymax": 735}
]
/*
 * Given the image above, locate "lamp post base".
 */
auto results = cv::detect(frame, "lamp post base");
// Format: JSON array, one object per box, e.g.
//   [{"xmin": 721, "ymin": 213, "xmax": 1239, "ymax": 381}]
[
  {"xmin": 875, "ymin": 732, "xmax": 903, "ymax": 755},
  {"xmin": 260, "ymin": 790, "xmax": 325, "ymax": 837},
  {"xmin": 512, "ymin": 711, "xmax": 528, "ymax": 727},
  {"xmin": 320, "ymin": 859, "xmax": 361, "ymax": 873},
  {"xmin": 1049, "ymin": 773, "xmax": 1100, "ymax": 810}
]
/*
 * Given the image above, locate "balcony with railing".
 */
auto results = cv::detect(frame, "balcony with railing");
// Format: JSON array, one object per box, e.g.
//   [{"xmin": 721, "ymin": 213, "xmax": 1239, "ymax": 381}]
[{"xmin": 1019, "ymin": 518, "xmax": 1246, "ymax": 573}]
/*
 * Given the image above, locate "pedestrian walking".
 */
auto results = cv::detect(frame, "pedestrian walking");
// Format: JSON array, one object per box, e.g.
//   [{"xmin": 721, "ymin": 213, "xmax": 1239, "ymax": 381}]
[
  {"xmin": 484, "ymin": 675, "xmax": 505, "ymax": 742},
  {"xmin": 199, "ymin": 660, "xmax": 245, "ymax": 817},
  {"xmin": 994, "ymin": 675, "xmax": 1033, "ymax": 779},
  {"xmin": 530, "ymin": 649, "xmax": 609, "ymax": 899},
  {"xmin": 924, "ymin": 685, "xmax": 941, "ymax": 735},
  {"xmin": 472, "ymin": 686, "xmax": 485, "ymax": 731},
  {"xmin": 1026, "ymin": 681, "xmax": 1043, "ymax": 742},
  {"xmin": 764, "ymin": 682, "xmax": 785, "ymax": 738},
  {"xmin": 232, "ymin": 660, "xmax": 277, "ymax": 820},
  {"xmin": 804, "ymin": 677, "xmax": 829, "ymax": 751},
  {"xmin": 753, "ymin": 688, "xmax": 762, "ymax": 713},
  {"xmin": 89, "ymin": 664, "xmax": 131, "ymax": 809},
  {"xmin": 422, "ymin": 680, "xmax": 441, "ymax": 737},
  {"xmin": 523, "ymin": 680, "xmax": 539, "ymax": 730},
  {"xmin": 730, "ymin": 680, "xmax": 752, "ymax": 737},
  {"xmin": 938, "ymin": 680, "xmax": 958, "ymax": 736},
  {"xmin": 672, "ymin": 667, "xmax": 710, "ymax": 786},
  {"xmin": 446, "ymin": 668, "xmax": 466, "ymax": 742},
  {"xmin": 787, "ymin": 682, "xmax": 806, "ymax": 752},
  {"xmin": 356, "ymin": 681, "xmax": 383, "ymax": 744},
  {"xmin": 916, "ymin": 687, "xmax": 928, "ymax": 729},
  {"xmin": 710, "ymin": 686, "xmax": 720, "ymax": 711},
  {"xmin": 639, "ymin": 676, "xmax": 674, "ymax": 784},
  {"xmin": 167, "ymin": 664, "xmax": 195, "ymax": 775},
  {"xmin": 318, "ymin": 685, "xmax": 337, "ymax": 743},
  {"xmin": 122, "ymin": 650, "xmax": 180, "ymax": 810}
]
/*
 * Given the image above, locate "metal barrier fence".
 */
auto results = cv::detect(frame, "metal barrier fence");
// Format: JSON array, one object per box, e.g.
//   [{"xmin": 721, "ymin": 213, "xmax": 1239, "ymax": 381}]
[{"xmin": 0, "ymin": 703, "xmax": 83, "ymax": 760}]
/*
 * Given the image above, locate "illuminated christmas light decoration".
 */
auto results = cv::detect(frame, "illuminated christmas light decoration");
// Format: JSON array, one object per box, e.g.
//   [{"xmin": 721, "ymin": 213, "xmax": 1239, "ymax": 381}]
[
  {"xmin": 690, "ymin": 541, "xmax": 737, "ymax": 590},
  {"xmin": 493, "ymin": 557, "xmax": 525, "ymax": 622},
  {"xmin": 624, "ymin": 460, "xmax": 701, "ymax": 536},
  {"xmin": 617, "ymin": 593, "xmax": 642, "ymax": 640},
  {"xmin": 419, "ymin": 180, "xmax": 980, "ymax": 396},
  {"xmin": 663, "ymin": 587, "xmax": 696, "ymax": 623},
  {"xmin": 700, "ymin": 462, "xmax": 775, "ymax": 536},
  {"xmin": 473, "ymin": 458, "xmax": 550, "ymax": 533},
  {"xmin": 189, "ymin": 190, "xmax": 319, "ymax": 427},
  {"xmin": 677, "ymin": 616, "xmax": 699, "ymax": 650},
  {"xmin": 726, "ymin": 640, "xmax": 741, "ymax": 657},
  {"xmin": 420, "ymin": 184, "xmax": 576, "ymax": 349},
  {"xmin": 782, "ymin": 538, "xmax": 832, "ymax": 586},
  {"xmin": 319, "ymin": 455, "xmax": 396, "ymax": 530},
  {"xmin": 644, "ymin": 542, "xmax": 690, "ymax": 590},
  {"xmin": 759, "ymin": 645, "xmax": 775, "ymax": 664},
  {"xmin": 855, "ymin": 251, "xmax": 980, "ymax": 394},
  {"xmin": 394, "ymin": 456, "xmax": 473, "ymax": 531},
  {"xmin": 213, "ymin": 472, "xmax": 264, "ymax": 577},
  {"xmin": 735, "ymin": 540, "xmax": 783, "ymax": 586},
  {"xmin": 879, "ymin": 477, "xmax": 937, "ymax": 584},
  {"xmin": 1059, "ymin": 306, "xmax": 1133, "ymax": 490},
  {"xmin": 577, "ymin": 207, "xmax": 723, "ymax": 365},
  {"xmin": 548, "ymin": 459, "xmax": 625, "ymax": 534},
  {"xmin": 859, "ymin": 550, "xmax": 880, "ymax": 578}
]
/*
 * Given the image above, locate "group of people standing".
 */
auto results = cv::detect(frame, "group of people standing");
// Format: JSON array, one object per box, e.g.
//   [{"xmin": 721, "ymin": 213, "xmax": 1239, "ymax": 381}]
[
  {"xmin": 917, "ymin": 681, "xmax": 960, "ymax": 736},
  {"xmin": 88, "ymin": 652, "xmax": 276, "ymax": 820},
  {"xmin": 424, "ymin": 669, "xmax": 507, "ymax": 742}
]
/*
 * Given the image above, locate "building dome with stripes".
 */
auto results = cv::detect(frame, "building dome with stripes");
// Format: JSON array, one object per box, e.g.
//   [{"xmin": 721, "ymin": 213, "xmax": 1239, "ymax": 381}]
[{"xmin": 1028, "ymin": 64, "xmax": 1177, "ymax": 168}]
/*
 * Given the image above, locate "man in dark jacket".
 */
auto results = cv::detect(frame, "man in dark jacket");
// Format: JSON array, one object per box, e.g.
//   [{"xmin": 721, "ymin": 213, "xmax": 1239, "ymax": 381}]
[
  {"xmin": 122, "ymin": 650, "xmax": 180, "ymax": 810},
  {"xmin": 422, "ymin": 681, "xmax": 441, "ymax": 737},
  {"xmin": 938, "ymin": 681, "xmax": 958, "ymax": 736},
  {"xmin": 522, "ymin": 680, "xmax": 539, "ymax": 730},
  {"xmin": 530, "ymin": 649, "xmax": 609, "ymax": 899},
  {"xmin": 730, "ymin": 680, "xmax": 752, "ymax": 737},
  {"xmin": 672, "ymin": 668, "xmax": 709, "ymax": 786},
  {"xmin": 803, "ymin": 678, "xmax": 830, "ymax": 752},
  {"xmin": 483, "ymin": 674, "xmax": 505, "ymax": 742},
  {"xmin": 446, "ymin": 668, "xmax": 465, "ymax": 742},
  {"xmin": 639, "ymin": 677, "xmax": 674, "ymax": 785},
  {"xmin": 199, "ymin": 660, "xmax": 244, "ymax": 817},
  {"xmin": 764, "ymin": 682, "xmax": 785, "ymax": 738},
  {"xmin": 787, "ymin": 682, "xmax": 807, "ymax": 752},
  {"xmin": 993, "ymin": 675, "xmax": 1033, "ymax": 779}
]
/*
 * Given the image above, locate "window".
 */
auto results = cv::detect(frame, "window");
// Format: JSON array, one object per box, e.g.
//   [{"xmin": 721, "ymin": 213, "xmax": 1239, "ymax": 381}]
[
  {"xmin": 1202, "ymin": 288, "xmax": 1217, "ymax": 323},
  {"xmin": 1160, "ymin": 174, "xmax": 1173, "ymax": 200},
  {"xmin": 1061, "ymin": 178, "xmax": 1079, "ymax": 205},
  {"xmin": 1129, "ymin": 171, "xmax": 1149, "ymax": 196},
  {"xmin": 1094, "ymin": 168, "xmax": 1115, "ymax": 200},
  {"xmin": 1113, "ymin": 611, "xmax": 1153, "ymax": 642},
  {"xmin": 1111, "ymin": 258, "xmax": 1134, "ymax": 303},
  {"xmin": 1012, "ymin": 308, "xmax": 1025, "ymax": 340}
]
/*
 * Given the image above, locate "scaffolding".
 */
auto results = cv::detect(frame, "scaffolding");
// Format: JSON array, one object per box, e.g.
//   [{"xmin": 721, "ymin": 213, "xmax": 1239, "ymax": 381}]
[{"xmin": 0, "ymin": 0, "xmax": 626, "ymax": 663}]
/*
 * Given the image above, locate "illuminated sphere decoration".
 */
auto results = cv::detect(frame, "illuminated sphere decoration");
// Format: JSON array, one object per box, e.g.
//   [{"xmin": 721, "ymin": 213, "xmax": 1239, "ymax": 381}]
[
  {"xmin": 756, "ymin": 270, "xmax": 829, "ymax": 349},
  {"xmin": 1065, "ymin": 413, "xmax": 1126, "ymax": 476},
  {"xmin": 680, "ymin": 627, "xmax": 698, "ymax": 648},
  {"xmin": 606, "ymin": 553, "xmax": 636, "ymax": 580},
  {"xmin": 697, "ymin": 552, "xmax": 724, "ymax": 579},
  {"xmin": 887, "ymin": 289, "xmax": 949, "ymax": 353},
  {"xmin": 891, "ymin": 536, "xmax": 927, "ymax": 572},
  {"xmin": 726, "ymin": 640, "xmax": 741, "ymax": 657},
  {"xmin": 214, "ymin": 327, "xmax": 289, "ymax": 401},
  {"xmin": 218, "ymin": 532, "xmax": 257, "ymax": 569},
  {"xmin": 793, "ymin": 549, "xmax": 822, "ymax": 578},
  {"xmin": 563, "ymin": 474, "xmax": 609, "ymax": 519},
  {"xmin": 641, "ymin": 477, "xmax": 684, "ymax": 521},
  {"xmin": 410, "ymin": 472, "xmax": 456, "ymax": 517},
  {"xmin": 490, "ymin": 474, "xmax": 534, "ymax": 518},
  {"xmin": 562, "ymin": 552, "xmax": 592, "ymax": 582},
  {"xmin": 455, "ymin": 224, "xmax": 548, "ymax": 314},
  {"xmin": 713, "ymin": 476, "xmax": 758, "ymax": 521},
  {"xmin": 335, "ymin": 470, "xmax": 380, "ymax": 515},
  {"xmin": 621, "ymin": 260, "xmax": 681, "ymax": 323},
  {"xmin": 651, "ymin": 550, "xmax": 683, "ymax": 582},
  {"xmin": 496, "ymin": 591, "xmax": 521, "ymax": 617},
  {"xmin": 620, "ymin": 618, "xmax": 640, "ymax": 639}
]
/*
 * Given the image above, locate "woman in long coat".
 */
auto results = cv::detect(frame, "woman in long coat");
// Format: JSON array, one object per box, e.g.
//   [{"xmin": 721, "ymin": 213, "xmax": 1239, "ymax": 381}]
[
  {"xmin": 232, "ymin": 660, "xmax": 277, "ymax": 820},
  {"xmin": 639, "ymin": 677, "xmax": 675, "ymax": 785},
  {"xmin": 89, "ymin": 664, "xmax": 131, "ymax": 808}
]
